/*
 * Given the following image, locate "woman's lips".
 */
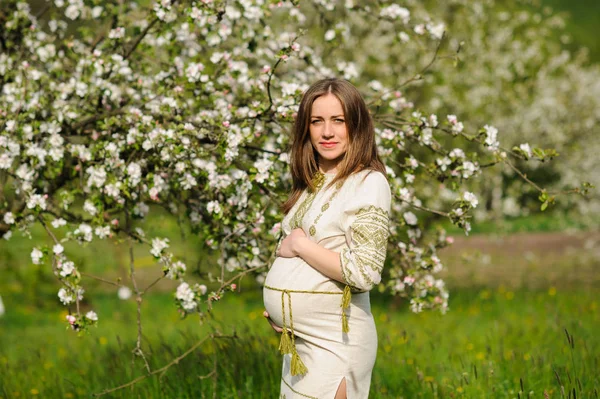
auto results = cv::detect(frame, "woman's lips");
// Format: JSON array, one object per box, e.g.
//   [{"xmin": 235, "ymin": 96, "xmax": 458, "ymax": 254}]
[{"xmin": 320, "ymin": 142, "xmax": 337, "ymax": 149}]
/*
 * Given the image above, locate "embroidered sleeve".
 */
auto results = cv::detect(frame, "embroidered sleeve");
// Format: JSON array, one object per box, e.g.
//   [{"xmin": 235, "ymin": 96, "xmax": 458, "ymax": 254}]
[{"xmin": 340, "ymin": 171, "xmax": 391, "ymax": 291}]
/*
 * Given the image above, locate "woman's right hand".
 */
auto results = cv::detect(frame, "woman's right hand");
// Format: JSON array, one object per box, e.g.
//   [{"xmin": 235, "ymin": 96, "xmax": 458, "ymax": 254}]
[{"xmin": 263, "ymin": 310, "xmax": 283, "ymax": 333}]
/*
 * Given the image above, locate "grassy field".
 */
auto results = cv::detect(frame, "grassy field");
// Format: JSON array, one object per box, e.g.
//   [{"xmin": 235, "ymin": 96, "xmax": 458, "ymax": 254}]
[
  {"xmin": 1, "ymin": 224, "xmax": 599, "ymax": 398},
  {"xmin": 0, "ymin": 286, "xmax": 598, "ymax": 398}
]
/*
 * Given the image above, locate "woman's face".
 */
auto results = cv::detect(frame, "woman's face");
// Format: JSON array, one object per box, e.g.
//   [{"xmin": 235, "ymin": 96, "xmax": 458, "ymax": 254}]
[{"xmin": 309, "ymin": 93, "xmax": 348, "ymax": 173}]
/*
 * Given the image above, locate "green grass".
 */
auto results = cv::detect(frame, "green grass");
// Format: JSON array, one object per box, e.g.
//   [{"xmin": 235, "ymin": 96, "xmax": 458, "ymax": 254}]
[
  {"xmin": 1, "ymin": 211, "xmax": 598, "ymax": 398},
  {"xmin": 439, "ymin": 209, "xmax": 598, "ymax": 236},
  {"xmin": 0, "ymin": 286, "xmax": 598, "ymax": 398}
]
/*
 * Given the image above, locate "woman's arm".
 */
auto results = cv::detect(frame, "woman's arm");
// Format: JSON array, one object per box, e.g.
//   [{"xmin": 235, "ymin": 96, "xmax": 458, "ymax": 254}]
[{"xmin": 278, "ymin": 228, "xmax": 344, "ymax": 283}]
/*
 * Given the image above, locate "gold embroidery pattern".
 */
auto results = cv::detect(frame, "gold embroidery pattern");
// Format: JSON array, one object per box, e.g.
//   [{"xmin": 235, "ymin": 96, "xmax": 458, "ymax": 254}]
[
  {"xmin": 309, "ymin": 180, "xmax": 344, "ymax": 237},
  {"xmin": 341, "ymin": 205, "xmax": 390, "ymax": 289},
  {"xmin": 272, "ymin": 235, "xmax": 283, "ymax": 260},
  {"xmin": 289, "ymin": 172, "xmax": 326, "ymax": 229}
]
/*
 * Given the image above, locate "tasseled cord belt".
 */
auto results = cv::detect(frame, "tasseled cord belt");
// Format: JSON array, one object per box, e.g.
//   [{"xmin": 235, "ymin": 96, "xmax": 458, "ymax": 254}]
[{"xmin": 263, "ymin": 284, "xmax": 352, "ymax": 376}]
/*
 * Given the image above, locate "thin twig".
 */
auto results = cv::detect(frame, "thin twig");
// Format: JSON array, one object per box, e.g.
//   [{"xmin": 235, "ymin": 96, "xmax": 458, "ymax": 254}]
[
  {"xmin": 504, "ymin": 159, "xmax": 544, "ymax": 192},
  {"xmin": 243, "ymin": 145, "xmax": 281, "ymax": 155},
  {"xmin": 94, "ymin": 334, "xmax": 214, "ymax": 396},
  {"xmin": 217, "ymin": 265, "xmax": 266, "ymax": 294},
  {"xmin": 369, "ymin": 32, "xmax": 447, "ymax": 106},
  {"xmin": 35, "ymin": 4, "xmax": 51, "ymax": 19},
  {"xmin": 218, "ymin": 225, "xmax": 249, "ymax": 286},
  {"xmin": 125, "ymin": 209, "xmax": 151, "ymax": 373},
  {"xmin": 395, "ymin": 196, "xmax": 448, "ymax": 217},
  {"xmin": 81, "ymin": 272, "xmax": 124, "ymax": 287},
  {"xmin": 141, "ymin": 275, "xmax": 164, "ymax": 296},
  {"xmin": 38, "ymin": 214, "xmax": 80, "ymax": 315},
  {"xmin": 123, "ymin": 17, "xmax": 159, "ymax": 60},
  {"xmin": 265, "ymin": 58, "xmax": 283, "ymax": 113}
]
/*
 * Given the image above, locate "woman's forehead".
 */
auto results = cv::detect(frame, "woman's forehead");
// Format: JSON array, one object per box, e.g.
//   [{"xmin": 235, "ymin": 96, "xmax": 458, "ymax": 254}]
[{"xmin": 310, "ymin": 94, "xmax": 344, "ymax": 116}]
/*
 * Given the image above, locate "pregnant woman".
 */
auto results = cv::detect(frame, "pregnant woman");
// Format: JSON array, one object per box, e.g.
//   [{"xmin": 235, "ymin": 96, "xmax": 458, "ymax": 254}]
[{"xmin": 263, "ymin": 78, "xmax": 392, "ymax": 399}]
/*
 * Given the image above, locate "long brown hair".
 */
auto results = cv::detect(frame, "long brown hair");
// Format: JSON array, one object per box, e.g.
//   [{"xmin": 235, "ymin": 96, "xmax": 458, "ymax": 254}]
[{"xmin": 282, "ymin": 78, "xmax": 386, "ymax": 214}]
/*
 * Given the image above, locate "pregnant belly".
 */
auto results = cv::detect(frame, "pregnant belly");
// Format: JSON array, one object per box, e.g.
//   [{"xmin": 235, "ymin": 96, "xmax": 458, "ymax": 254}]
[{"xmin": 263, "ymin": 256, "xmax": 346, "ymax": 336}]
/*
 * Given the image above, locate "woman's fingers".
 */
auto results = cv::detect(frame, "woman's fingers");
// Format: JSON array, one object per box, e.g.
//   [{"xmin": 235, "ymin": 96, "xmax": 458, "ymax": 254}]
[{"xmin": 263, "ymin": 310, "xmax": 283, "ymax": 333}]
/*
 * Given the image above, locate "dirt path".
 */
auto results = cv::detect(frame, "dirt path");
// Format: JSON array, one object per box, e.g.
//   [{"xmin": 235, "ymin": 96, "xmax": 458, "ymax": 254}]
[{"xmin": 438, "ymin": 230, "xmax": 600, "ymax": 289}]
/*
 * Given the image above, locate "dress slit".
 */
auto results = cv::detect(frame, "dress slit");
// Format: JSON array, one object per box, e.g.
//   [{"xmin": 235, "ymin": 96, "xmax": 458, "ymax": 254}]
[{"xmin": 333, "ymin": 376, "xmax": 348, "ymax": 399}]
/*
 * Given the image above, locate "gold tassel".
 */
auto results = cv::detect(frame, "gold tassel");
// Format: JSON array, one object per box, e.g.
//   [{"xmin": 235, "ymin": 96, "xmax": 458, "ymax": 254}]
[
  {"xmin": 342, "ymin": 311, "xmax": 349, "ymax": 333},
  {"xmin": 341, "ymin": 285, "xmax": 351, "ymax": 333},
  {"xmin": 279, "ymin": 329, "xmax": 293, "ymax": 355},
  {"xmin": 291, "ymin": 350, "xmax": 308, "ymax": 376},
  {"xmin": 342, "ymin": 285, "xmax": 351, "ymax": 308}
]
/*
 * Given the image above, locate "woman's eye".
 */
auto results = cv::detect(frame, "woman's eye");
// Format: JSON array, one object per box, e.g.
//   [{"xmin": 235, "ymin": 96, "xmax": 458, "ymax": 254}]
[
  {"xmin": 334, "ymin": 119, "xmax": 345, "ymax": 123},
  {"xmin": 311, "ymin": 120, "xmax": 322, "ymax": 124}
]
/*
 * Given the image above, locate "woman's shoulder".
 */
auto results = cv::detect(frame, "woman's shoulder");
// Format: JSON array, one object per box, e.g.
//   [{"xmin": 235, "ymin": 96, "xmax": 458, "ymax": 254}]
[
  {"xmin": 347, "ymin": 168, "xmax": 389, "ymax": 188},
  {"xmin": 340, "ymin": 169, "xmax": 392, "ymax": 215}
]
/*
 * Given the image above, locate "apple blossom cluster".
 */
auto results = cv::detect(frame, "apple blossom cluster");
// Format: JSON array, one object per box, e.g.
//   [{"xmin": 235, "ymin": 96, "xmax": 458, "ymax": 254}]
[
  {"xmin": 422, "ymin": 2, "xmax": 599, "ymax": 216},
  {"xmin": 0, "ymin": 0, "xmax": 590, "ymax": 332},
  {"xmin": 175, "ymin": 281, "xmax": 207, "ymax": 312},
  {"xmin": 65, "ymin": 311, "xmax": 98, "ymax": 333}
]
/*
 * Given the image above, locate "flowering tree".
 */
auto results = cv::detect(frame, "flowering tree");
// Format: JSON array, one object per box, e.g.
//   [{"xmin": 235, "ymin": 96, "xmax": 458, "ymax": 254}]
[
  {"xmin": 418, "ymin": 1, "xmax": 600, "ymax": 219},
  {"xmin": 0, "ymin": 0, "xmax": 592, "ymax": 393}
]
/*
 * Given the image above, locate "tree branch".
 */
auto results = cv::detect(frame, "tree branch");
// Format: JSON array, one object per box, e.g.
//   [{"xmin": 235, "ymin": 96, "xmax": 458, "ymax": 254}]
[
  {"xmin": 93, "ymin": 333, "xmax": 233, "ymax": 397},
  {"xmin": 123, "ymin": 17, "xmax": 159, "ymax": 60}
]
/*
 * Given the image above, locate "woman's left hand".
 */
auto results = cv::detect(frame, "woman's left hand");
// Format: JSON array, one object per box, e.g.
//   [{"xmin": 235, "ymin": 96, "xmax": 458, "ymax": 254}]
[{"xmin": 277, "ymin": 228, "xmax": 307, "ymax": 258}]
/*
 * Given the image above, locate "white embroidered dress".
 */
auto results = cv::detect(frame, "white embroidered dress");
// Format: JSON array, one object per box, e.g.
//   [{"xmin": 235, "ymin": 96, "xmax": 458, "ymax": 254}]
[{"xmin": 263, "ymin": 169, "xmax": 392, "ymax": 399}]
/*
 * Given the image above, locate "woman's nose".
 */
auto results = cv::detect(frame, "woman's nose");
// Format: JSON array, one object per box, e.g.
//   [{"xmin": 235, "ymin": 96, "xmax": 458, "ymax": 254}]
[{"xmin": 322, "ymin": 122, "xmax": 334, "ymax": 138}]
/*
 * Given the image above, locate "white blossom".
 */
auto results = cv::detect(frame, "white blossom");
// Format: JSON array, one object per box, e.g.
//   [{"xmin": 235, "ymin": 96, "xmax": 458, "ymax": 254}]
[
  {"xmin": 91, "ymin": 6, "xmax": 103, "ymax": 18},
  {"xmin": 27, "ymin": 193, "xmax": 47, "ymax": 210},
  {"xmin": 94, "ymin": 226, "xmax": 111, "ymax": 239},
  {"xmin": 59, "ymin": 261, "xmax": 75, "ymax": 277},
  {"xmin": 427, "ymin": 22, "xmax": 445, "ymax": 39},
  {"xmin": 414, "ymin": 24, "xmax": 426, "ymax": 35},
  {"xmin": 461, "ymin": 161, "xmax": 478, "ymax": 179},
  {"xmin": 520, "ymin": 143, "xmax": 533, "ymax": 158},
  {"xmin": 254, "ymin": 158, "xmax": 273, "ymax": 183},
  {"xmin": 86, "ymin": 166, "xmax": 107, "ymax": 188},
  {"xmin": 85, "ymin": 311, "xmax": 98, "ymax": 321},
  {"xmin": 398, "ymin": 188, "xmax": 412, "ymax": 202},
  {"xmin": 462, "ymin": 192, "xmax": 479, "ymax": 208},
  {"xmin": 409, "ymin": 299, "xmax": 423, "ymax": 313},
  {"xmin": 126, "ymin": 162, "xmax": 142, "ymax": 186},
  {"xmin": 65, "ymin": 4, "xmax": 81, "ymax": 20},
  {"xmin": 58, "ymin": 288, "xmax": 74, "ymax": 304},
  {"xmin": 449, "ymin": 148, "xmax": 465, "ymax": 159},
  {"xmin": 108, "ymin": 27, "xmax": 125, "ymax": 39},
  {"xmin": 83, "ymin": 200, "xmax": 97, "ymax": 216},
  {"xmin": 483, "ymin": 125, "xmax": 499, "ymax": 151},
  {"xmin": 118, "ymin": 286, "xmax": 132, "ymax": 300},
  {"xmin": 51, "ymin": 218, "xmax": 67, "ymax": 228},
  {"xmin": 436, "ymin": 157, "xmax": 451, "ymax": 171},
  {"xmin": 176, "ymin": 282, "xmax": 197, "ymax": 311},
  {"xmin": 166, "ymin": 260, "xmax": 186, "ymax": 280},
  {"xmin": 3, "ymin": 212, "xmax": 14, "ymax": 224},
  {"xmin": 403, "ymin": 212, "xmax": 418, "ymax": 225},
  {"xmin": 380, "ymin": 5, "xmax": 410, "ymax": 24},
  {"xmin": 53, "ymin": 244, "xmax": 64, "ymax": 255},
  {"xmin": 74, "ymin": 224, "xmax": 93, "ymax": 242},
  {"xmin": 207, "ymin": 200, "xmax": 222, "ymax": 214},
  {"xmin": 150, "ymin": 237, "xmax": 170, "ymax": 257},
  {"xmin": 31, "ymin": 248, "xmax": 43, "ymax": 264}
]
